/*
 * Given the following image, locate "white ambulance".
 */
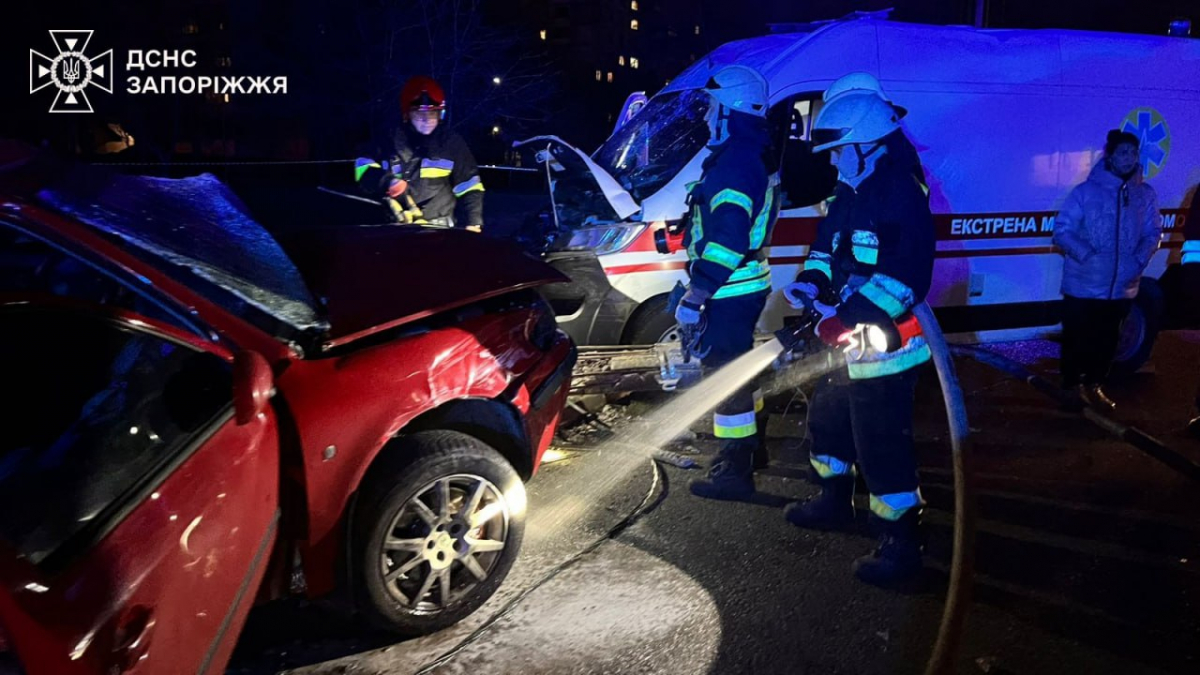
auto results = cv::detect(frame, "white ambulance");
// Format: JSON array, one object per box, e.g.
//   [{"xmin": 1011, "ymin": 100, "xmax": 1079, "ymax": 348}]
[{"xmin": 526, "ymin": 14, "xmax": 1199, "ymax": 372}]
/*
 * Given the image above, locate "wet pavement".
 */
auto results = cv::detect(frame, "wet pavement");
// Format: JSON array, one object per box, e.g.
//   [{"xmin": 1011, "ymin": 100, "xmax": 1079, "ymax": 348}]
[{"xmin": 229, "ymin": 332, "xmax": 1200, "ymax": 675}]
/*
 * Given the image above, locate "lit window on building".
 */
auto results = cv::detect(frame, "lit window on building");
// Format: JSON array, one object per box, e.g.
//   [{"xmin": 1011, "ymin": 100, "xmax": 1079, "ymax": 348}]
[
  {"xmin": 184, "ymin": 22, "xmax": 199, "ymax": 35},
  {"xmin": 217, "ymin": 56, "xmax": 231, "ymax": 67},
  {"xmin": 631, "ymin": 19, "xmax": 639, "ymax": 30},
  {"xmin": 596, "ymin": 70, "xmax": 602, "ymax": 81},
  {"xmin": 540, "ymin": 29, "xmax": 547, "ymax": 40},
  {"xmin": 607, "ymin": 71, "xmax": 614, "ymax": 83},
  {"xmin": 630, "ymin": 57, "xmax": 639, "ymax": 69},
  {"xmin": 695, "ymin": 25, "xmax": 701, "ymax": 35},
  {"xmin": 619, "ymin": 55, "xmax": 625, "ymax": 66},
  {"xmin": 631, "ymin": 0, "xmax": 638, "ymax": 10}
]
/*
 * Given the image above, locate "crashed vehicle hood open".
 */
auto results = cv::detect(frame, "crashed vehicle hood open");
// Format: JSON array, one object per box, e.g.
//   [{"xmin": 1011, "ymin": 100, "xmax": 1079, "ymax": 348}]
[
  {"xmin": 513, "ymin": 135, "xmax": 640, "ymax": 226},
  {"xmin": 514, "ymin": 89, "xmax": 714, "ymax": 232}
]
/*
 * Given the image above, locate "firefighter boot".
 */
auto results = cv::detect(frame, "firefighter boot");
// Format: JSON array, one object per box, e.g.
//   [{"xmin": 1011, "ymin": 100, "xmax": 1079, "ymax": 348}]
[
  {"xmin": 690, "ymin": 440, "xmax": 756, "ymax": 501},
  {"xmin": 783, "ymin": 474, "xmax": 855, "ymax": 530},
  {"xmin": 853, "ymin": 509, "xmax": 924, "ymax": 587}
]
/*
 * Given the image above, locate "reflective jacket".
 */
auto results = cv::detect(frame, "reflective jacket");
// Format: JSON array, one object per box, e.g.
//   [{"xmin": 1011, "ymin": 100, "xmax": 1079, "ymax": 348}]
[
  {"xmin": 796, "ymin": 151, "xmax": 935, "ymax": 380},
  {"xmin": 683, "ymin": 114, "xmax": 781, "ymax": 300},
  {"xmin": 356, "ymin": 124, "xmax": 484, "ymax": 228},
  {"xmin": 1053, "ymin": 161, "xmax": 1160, "ymax": 300}
]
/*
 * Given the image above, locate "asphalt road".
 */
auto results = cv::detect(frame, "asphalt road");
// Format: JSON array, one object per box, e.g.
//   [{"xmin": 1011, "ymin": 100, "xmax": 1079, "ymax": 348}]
[{"xmin": 229, "ymin": 331, "xmax": 1200, "ymax": 675}]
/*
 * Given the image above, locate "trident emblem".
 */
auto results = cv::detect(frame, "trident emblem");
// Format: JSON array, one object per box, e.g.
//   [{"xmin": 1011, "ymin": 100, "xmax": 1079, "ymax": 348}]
[{"xmin": 63, "ymin": 58, "xmax": 80, "ymax": 84}]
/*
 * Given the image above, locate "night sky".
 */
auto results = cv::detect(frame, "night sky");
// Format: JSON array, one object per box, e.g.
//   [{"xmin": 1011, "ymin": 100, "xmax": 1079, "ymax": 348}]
[{"xmin": 5, "ymin": 0, "xmax": 1197, "ymax": 162}]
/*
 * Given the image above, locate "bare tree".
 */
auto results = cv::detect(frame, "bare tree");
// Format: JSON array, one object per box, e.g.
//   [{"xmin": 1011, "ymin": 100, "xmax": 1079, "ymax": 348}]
[
  {"xmin": 343, "ymin": 0, "xmax": 559, "ymax": 147},
  {"xmin": 227, "ymin": 0, "xmax": 559, "ymax": 159}
]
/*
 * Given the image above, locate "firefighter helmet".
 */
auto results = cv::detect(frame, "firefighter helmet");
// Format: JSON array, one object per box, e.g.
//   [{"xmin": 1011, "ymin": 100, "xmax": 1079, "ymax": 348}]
[
  {"xmin": 400, "ymin": 76, "xmax": 447, "ymax": 120},
  {"xmin": 704, "ymin": 65, "xmax": 768, "ymax": 117},
  {"xmin": 823, "ymin": 72, "xmax": 908, "ymax": 118},
  {"xmin": 811, "ymin": 91, "xmax": 901, "ymax": 153}
]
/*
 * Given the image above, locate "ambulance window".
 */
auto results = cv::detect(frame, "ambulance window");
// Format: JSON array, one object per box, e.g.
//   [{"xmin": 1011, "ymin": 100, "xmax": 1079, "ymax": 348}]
[
  {"xmin": 790, "ymin": 98, "xmax": 826, "ymax": 142},
  {"xmin": 775, "ymin": 94, "xmax": 836, "ymax": 208}
]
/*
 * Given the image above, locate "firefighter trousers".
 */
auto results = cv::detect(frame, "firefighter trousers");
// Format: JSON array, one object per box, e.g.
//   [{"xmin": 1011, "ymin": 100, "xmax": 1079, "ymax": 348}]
[
  {"xmin": 699, "ymin": 290, "xmax": 770, "ymax": 443},
  {"xmin": 808, "ymin": 365, "xmax": 923, "ymax": 519}
]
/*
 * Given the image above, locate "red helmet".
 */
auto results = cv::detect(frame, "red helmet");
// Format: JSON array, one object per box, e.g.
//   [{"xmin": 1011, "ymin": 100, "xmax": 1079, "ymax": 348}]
[{"xmin": 400, "ymin": 76, "xmax": 446, "ymax": 120}]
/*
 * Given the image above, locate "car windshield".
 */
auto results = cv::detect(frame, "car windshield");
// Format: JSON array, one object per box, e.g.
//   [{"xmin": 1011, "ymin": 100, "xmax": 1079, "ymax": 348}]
[
  {"xmin": 592, "ymin": 89, "xmax": 711, "ymax": 203},
  {"xmin": 34, "ymin": 167, "xmax": 328, "ymax": 340}
]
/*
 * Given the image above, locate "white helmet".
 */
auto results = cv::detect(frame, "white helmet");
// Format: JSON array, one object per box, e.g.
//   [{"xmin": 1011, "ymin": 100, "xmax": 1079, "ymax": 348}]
[
  {"xmin": 704, "ymin": 65, "xmax": 769, "ymax": 117},
  {"xmin": 823, "ymin": 72, "xmax": 907, "ymax": 118},
  {"xmin": 811, "ymin": 91, "xmax": 901, "ymax": 153}
]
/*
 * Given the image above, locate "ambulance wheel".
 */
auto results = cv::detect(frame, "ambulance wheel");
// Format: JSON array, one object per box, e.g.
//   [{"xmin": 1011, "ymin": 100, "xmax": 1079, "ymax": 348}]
[
  {"xmin": 1112, "ymin": 278, "xmax": 1165, "ymax": 376},
  {"xmin": 623, "ymin": 295, "xmax": 681, "ymax": 345}
]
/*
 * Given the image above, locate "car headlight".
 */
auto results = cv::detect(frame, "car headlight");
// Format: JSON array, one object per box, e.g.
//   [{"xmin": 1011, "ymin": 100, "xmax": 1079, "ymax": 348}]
[{"xmin": 564, "ymin": 222, "xmax": 647, "ymax": 255}]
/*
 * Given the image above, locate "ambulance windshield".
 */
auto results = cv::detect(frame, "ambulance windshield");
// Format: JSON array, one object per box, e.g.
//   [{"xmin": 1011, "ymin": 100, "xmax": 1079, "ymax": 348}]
[{"xmin": 593, "ymin": 89, "xmax": 711, "ymax": 202}]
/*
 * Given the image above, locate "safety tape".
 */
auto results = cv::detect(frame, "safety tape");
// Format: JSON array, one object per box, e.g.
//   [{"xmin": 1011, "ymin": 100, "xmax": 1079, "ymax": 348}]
[
  {"xmin": 810, "ymin": 454, "xmax": 852, "ymax": 478},
  {"xmin": 709, "ymin": 188, "xmax": 755, "ymax": 220},
  {"xmin": 1183, "ymin": 239, "xmax": 1199, "ymax": 265},
  {"xmin": 454, "ymin": 175, "xmax": 485, "ymax": 195},
  {"xmin": 868, "ymin": 490, "xmax": 923, "ymax": 521},
  {"xmin": 713, "ymin": 273, "xmax": 772, "ymax": 299},
  {"xmin": 714, "ymin": 411, "xmax": 757, "ymax": 439},
  {"xmin": 846, "ymin": 337, "xmax": 932, "ymax": 380},
  {"xmin": 701, "ymin": 242, "xmax": 744, "ymax": 271},
  {"xmin": 803, "ymin": 254, "xmax": 832, "ymax": 281},
  {"xmin": 858, "ymin": 273, "xmax": 914, "ymax": 319}
]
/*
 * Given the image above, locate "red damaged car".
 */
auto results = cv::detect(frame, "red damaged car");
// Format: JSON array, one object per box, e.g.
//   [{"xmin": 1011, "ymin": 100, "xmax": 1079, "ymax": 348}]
[{"xmin": 0, "ymin": 143, "xmax": 574, "ymax": 675}]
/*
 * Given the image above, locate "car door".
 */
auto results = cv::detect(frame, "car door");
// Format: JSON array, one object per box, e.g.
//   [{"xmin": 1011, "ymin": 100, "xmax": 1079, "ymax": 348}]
[{"xmin": 0, "ymin": 305, "xmax": 279, "ymax": 675}]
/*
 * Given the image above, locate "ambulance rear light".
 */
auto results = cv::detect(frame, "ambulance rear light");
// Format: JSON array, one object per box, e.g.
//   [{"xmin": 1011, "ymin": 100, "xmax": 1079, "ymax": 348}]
[{"xmin": 564, "ymin": 222, "xmax": 647, "ymax": 255}]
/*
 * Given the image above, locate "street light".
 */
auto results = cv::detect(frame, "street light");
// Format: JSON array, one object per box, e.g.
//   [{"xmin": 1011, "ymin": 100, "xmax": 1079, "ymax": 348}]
[{"xmin": 493, "ymin": 76, "xmax": 502, "ymax": 85}]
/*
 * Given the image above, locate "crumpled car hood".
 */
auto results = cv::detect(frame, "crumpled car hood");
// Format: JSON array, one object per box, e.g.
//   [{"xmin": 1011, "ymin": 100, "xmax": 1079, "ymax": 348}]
[{"xmin": 277, "ymin": 225, "xmax": 568, "ymax": 348}]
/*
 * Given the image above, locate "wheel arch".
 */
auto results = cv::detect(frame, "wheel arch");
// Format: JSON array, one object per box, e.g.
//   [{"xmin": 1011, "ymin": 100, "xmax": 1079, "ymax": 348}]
[
  {"xmin": 383, "ymin": 398, "xmax": 534, "ymax": 481},
  {"xmin": 620, "ymin": 292, "xmax": 674, "ymax": 344}
]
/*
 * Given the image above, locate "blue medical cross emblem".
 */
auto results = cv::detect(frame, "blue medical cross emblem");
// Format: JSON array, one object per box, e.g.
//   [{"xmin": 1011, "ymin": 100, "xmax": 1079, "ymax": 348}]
[{"xmin": 1120, "ymin": 108, "xmax": 1170, "ymax": 180}]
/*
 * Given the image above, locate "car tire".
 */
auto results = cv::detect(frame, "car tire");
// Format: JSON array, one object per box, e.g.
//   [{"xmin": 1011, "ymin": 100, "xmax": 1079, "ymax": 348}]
[
  {"xmin": 623, "ymin": 295, "xmax": 681, "ymax": 345},
  {"xmin": 351, "ymin": 430, "xmax": 525, "ymax": 636},
  {"xmin": 1112, "ymin": 277, "xmax": 1165, "ymax": 376}
]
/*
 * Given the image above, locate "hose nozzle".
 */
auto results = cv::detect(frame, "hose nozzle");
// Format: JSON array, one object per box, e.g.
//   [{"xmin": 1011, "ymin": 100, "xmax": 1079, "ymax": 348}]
[{"xmin": 773, "ymin": 309, "xmax": 823, "ymax": 357}]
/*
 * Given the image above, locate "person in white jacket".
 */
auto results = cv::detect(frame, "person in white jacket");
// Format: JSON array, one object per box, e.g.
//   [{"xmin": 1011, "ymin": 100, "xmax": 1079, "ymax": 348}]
[{"xmin": 1052, "ymin": 130, "xmax": 1161, "ymax": 410}]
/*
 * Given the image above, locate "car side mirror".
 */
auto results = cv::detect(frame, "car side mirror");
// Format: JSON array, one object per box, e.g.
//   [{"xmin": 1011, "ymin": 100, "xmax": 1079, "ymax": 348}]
[{"xmin": 233, "ymin": 351, "xmax": 274, "ymax": 425}]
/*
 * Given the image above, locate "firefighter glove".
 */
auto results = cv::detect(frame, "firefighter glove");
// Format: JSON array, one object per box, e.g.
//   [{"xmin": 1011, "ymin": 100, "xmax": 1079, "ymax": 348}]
[
  {"xmin": 386, "ymin": 179, "xmax": 409, "ymax": 198},
  {"xmin": 675, "ymin": 286, "xmax": 709, "ymax": 327},
  {"xmin": 783, "ymin": 281, "xmax": 820, "ymax": 310}
]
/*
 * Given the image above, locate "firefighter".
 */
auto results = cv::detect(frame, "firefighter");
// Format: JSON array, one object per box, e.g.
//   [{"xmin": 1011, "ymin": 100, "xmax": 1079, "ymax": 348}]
[
  {"xmin": 355, "ymin": 76, "xmax": 485, "ymax": 231},
  {"xmin": 1184, "ymin": 187, "xmax": 1200, "ymax": 436},
  {"xmin": 781, "ymin": 90, "xmax": 935, "ymax": 586},
  {"xmin": 680, "ymin": 65, "xmax": 783, "ymax": 501}
]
